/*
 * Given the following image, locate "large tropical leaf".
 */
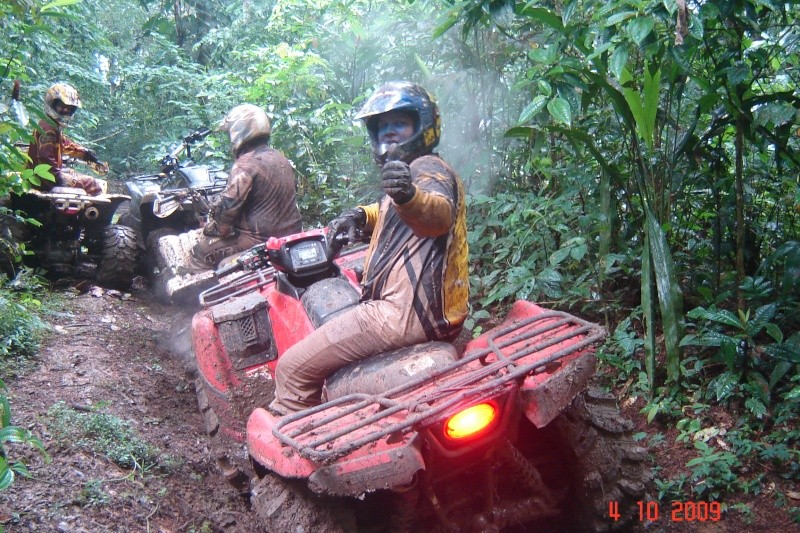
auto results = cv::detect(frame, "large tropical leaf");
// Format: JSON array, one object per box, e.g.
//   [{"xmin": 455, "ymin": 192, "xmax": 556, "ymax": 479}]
[{"xmin": 645, "ymin": 206, "xmax": 684, "ymax": 382}]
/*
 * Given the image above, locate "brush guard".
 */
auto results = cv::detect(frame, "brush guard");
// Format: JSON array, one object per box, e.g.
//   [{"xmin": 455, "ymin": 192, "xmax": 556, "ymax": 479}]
[{"xmin": 272, "ymin": 310, "xmax": 605, "ymax": 464}]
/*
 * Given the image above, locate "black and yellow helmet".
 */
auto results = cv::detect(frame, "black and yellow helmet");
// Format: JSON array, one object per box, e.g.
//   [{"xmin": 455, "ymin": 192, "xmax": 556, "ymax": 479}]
[{"xmin": 355, "ymin": 81, "xmax": 441, "ymax": 164}]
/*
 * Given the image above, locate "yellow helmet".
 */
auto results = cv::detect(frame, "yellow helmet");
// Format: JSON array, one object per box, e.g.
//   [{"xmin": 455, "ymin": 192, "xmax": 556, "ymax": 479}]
[{"xmin": 44, "ymin": 83, "xmax": 82, "ymax": 124}]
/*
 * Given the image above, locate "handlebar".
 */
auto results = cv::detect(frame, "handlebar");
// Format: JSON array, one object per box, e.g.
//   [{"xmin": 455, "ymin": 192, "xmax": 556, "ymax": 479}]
[
  {"xmin": 214, "ymin": 243, "xmax": 269, "ymax": 279},
  {"xmin": 160, "ymin": 127, "xmax": 213, "ymax": 172},
  {"xmin": 186, "ymin": 127, "xmax": 211, "ymax": 143}
]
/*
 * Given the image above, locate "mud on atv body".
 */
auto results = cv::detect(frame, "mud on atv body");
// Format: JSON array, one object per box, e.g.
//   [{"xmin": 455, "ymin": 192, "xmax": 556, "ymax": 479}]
[
  {"xmin": 190, "ymin": 229, "xmax": 649, "ymax": 532},
  {"xmin": 1, "ymin": 186, "xmax": 138, "ymax": 289},
  {"xmin": 117, "ymin": 128, "xmax": 227, "ymax": 255}
]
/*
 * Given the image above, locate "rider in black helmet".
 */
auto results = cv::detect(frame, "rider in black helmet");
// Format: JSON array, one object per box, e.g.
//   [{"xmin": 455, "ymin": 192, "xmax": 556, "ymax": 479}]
[{"xmin": 270, "ymin": 81, "xmax": 469, "ymax": 415}]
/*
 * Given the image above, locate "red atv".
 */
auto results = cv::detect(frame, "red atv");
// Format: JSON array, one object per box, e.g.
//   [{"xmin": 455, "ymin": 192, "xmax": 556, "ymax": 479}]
[{"xmin": 190, "ymin": 229, "xmax": 648, "ymax": 532}]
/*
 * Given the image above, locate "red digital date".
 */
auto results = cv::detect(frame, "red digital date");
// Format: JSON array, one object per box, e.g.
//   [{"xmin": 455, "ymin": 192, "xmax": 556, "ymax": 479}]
[
  {"xmin": 608, "ymin": 500, "xmax": 722, "ymax": 522},
  {"xmin": 671, "ymin": 500, "xmax": 721, "ymax": 522}
]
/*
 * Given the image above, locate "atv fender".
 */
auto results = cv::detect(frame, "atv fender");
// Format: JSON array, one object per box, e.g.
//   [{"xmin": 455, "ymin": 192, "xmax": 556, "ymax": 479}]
[
  {"xmin": 192, "ymin": 310, "xmax": 243, "ymax": 393},
  {"xmin": 248, "ymin": 407, "xmax": 425, "ymax": 497},
  {"xmin": 248, "ymin": 407, "xmax": 318, "ymax": 477},
  {"xmin": 463, "ymin": 300, "xmax": 597, "ymax": 428}
]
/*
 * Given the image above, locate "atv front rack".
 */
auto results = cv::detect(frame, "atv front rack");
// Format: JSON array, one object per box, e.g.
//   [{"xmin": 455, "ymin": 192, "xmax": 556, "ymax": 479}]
[
  {"xmin": 272, "ymin": 310, "xmax": 605, "ymax": 464},
  {"xmin": 199, "ymin": 266, "xmax": 276, "ymax": 307}
]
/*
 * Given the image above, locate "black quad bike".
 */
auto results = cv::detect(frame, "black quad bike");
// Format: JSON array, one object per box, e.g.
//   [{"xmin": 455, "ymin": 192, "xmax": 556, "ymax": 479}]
[
  {"xmin": 117, "ymin": 127, "xmax": 227, "ymax": 258},
  {"xmin": 0, "ymin": 182, "xmax": 138, "ymax": 289},
  {"xmin": 189, "ymin": 229, "xmax": 649, "ymax": 532}
]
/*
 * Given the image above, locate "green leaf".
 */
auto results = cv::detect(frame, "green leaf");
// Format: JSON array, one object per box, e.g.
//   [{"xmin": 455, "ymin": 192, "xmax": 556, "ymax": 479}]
[
  {"xmin": 0, "ymin": 395, "xmax": 9, "ymax": 428},
  {"xmin": 744, "ymin": 397, "xmax": 767, "ymax": 419},
  {"xmin": 605, "ymin": 11, "xmax": 637, "ymax": 27},
  {"xmin": 764, "ymin": 343, "xmax": 800, "ymax": 364},
  {"xmin": 0, "ymin": 458, "xmax": 14, "ymax": 490},
  {"xmin": 708, "ymin": 372, "xmax": 740, "ymax": 402},
  {"xmin": 0, "ymin": 426, "xmax": 27, "ymax": 444},
  {"xmin": 645, "ymin": 207, "xmax": 684, "ymax": 382},
  {"xmin": 504, "ymin": 126, "xmax": 535, "ymax": 139},
  {"xmin": 518, "ymin": 95, "xmax": 548, "ymax": 124},
  {"xmin": 686, "ymin": 307, "xmax": 741, "ymax": 329},
  {"xmin": 413, "ymin": 54, "xmax": 432, "ymax": 80},
  {"xmin": 642, "ymin": 62, "xmax": 661, "ymax": 151},
  {"xmin": 433, "ymin": 10, "xmax": 459, "ymax": 39},
  {"xmin": 517, "ymin": 5, "xmax": 564, "ymax": 31},
  {"xmin": 610, "ymin": 46, "xmax": 629, "ymax": 80},
  {"xmin": 765, "ymin": 323, "xmax": 783, "ymax": 343},
  {"xmin": 747, "ymin": 303, "xmax": 777, "ymax": 336},
  {"xmin": 642, "ymin": 236, "xmax": 657, "ymax": 393},
  {"xmin": 41, "ymin": 0, "xmax": 81, "ymax": 12},
  {"xmin": 546, "ymin": 97, "xmax": 572, "ymax": 126},
  {"xmin": 550, "ymin": 246, "xmax": 571, "ymax": 266},
  {"xmin": 627, "ymin": 17, "xmax": 655, "ymax": 46}
]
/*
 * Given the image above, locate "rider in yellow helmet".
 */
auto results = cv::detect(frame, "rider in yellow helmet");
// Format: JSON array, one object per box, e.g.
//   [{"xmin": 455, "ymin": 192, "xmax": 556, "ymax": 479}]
[{"xmin": 27, "ymin": 83, "xmax": 105, "ymax": 195}]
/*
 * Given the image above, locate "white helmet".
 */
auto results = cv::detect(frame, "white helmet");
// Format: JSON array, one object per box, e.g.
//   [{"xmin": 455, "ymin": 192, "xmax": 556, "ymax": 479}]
[{"xmin": 217, "ymin": 104, "xmax": 271, "ymax": 156}]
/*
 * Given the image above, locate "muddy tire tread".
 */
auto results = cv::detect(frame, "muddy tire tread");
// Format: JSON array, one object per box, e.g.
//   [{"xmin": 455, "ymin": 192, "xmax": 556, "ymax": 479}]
[
  {"xmin": 95, "ymin": 224, "xmax": 139, "ymax": 289},
  {"xmin": 556, "ymin": 387, "xmax": 650, "ymax": 532},
  {"xmin": 250, "ymin": 473, "xmax": 355, "ymax": 533}
]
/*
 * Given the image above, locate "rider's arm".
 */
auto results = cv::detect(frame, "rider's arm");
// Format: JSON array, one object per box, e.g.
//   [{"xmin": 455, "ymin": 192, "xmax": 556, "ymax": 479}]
[
  {"xmin": 358, "ymin": 203, "xmax": 380, "ymax": 232},
  {"xmin": 210, "ymin": 164, "xmax": 252, "ymax": 229},
  {"xmin": 393, "ymin": 158, "xmax": 456, "ymax": 238},
  {"xmin": 61, "ymin": 134, "xmax": 92, "ymax": 162}
]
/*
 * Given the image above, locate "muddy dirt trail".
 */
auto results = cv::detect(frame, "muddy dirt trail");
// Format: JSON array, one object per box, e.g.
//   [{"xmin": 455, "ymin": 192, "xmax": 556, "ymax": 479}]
[{"xmin": 2, "ymin": 282, "xmax": 260, "ymax": 532}]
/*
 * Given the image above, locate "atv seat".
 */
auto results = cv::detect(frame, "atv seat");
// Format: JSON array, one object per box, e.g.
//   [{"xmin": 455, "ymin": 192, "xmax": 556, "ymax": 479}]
[{"xmin": 322, "ymin": 341, "xmax": 459, "ymax": 401}]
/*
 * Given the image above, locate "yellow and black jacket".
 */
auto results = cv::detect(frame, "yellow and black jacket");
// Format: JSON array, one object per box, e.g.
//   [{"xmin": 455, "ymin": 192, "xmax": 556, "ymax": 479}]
[{"xmin": 359, "ymin": 154, "xmax": 468, "ymax": 341}]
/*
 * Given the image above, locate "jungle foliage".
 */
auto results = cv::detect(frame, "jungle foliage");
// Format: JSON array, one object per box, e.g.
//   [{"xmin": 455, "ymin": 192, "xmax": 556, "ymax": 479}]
[{"xmin": 1, "ymin": 0, "xmax": 799, "ymax": 516}]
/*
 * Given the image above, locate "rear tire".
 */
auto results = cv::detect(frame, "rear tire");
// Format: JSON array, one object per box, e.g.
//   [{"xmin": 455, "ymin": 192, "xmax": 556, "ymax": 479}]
[
  {"xmin": 0, "ymin": 210, "xmax": 31, "ymax": 281},
  {"xmin": 114, "ymin": 200, "xmax": 141, "ymax": 234},
  {"xmin": 95, "ymin": 224, "xmax": 139, "ymax": 289},
  {"xmin": 250, "ymin": 472, "xmax": 355, "ymax": 533},
  {"xmin": 555, "ymin": 388, "xmax": 649, "ymax": 531}
]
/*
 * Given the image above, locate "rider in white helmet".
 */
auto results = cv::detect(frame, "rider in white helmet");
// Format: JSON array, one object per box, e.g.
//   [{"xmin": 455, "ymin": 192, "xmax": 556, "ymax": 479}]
[{"xmin": 186, "ymin": 104, "xmax": 302, "ymax": 271}]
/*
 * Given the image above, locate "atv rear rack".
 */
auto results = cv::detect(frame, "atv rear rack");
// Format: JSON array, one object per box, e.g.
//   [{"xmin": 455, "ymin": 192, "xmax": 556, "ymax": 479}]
[{"xmin": 272, "ymin": 311, "xmax": 605, "ymax": 464}]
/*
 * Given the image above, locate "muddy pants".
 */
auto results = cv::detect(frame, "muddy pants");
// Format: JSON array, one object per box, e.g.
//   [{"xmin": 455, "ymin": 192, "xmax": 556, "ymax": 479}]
[
  {"xmin": 186, "ymin": 228, "xmax": 262, "ymax": 272},
  {"xmin": 269, "ymin": 299, "xmax": 429, "ymax": 414}
]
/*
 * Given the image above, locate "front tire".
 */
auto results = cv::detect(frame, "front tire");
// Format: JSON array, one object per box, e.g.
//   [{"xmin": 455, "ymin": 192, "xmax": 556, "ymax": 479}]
[
  {"xmin": 95, "ymin": 224, "xmax": 139, "ymax": 289},
  {"xmin": 194, "ymin": 376, "xmax": 252, "ymax": 494}
]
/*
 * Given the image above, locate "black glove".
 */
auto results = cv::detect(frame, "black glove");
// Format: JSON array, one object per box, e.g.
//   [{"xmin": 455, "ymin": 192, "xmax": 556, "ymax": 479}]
[
  {"xmin": 381, "ymin": 160, "xmax": 415, "ymax": 204},
  {"xmin": 327, "ymin": 208, "xmax": 366, "ymax": 244},
  {"xmin": 85, "ymin": 149, "xmax": 100, "ymax": 164}
]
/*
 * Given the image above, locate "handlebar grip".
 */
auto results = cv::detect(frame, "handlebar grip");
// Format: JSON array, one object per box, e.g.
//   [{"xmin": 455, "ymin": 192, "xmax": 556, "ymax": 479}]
[
  {"xmin": 186, "ymin": 127, "xmax": 211, "ymax": 143},
  {"xmin": 214, "ymin": 260, "xmax": 242, "ymax": 279}
]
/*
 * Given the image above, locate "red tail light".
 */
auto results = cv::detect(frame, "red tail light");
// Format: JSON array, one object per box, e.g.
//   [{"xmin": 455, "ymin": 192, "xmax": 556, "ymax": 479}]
[{"xmin": 444, "ymin": 403, "xmax": 498, "ymax": 440}]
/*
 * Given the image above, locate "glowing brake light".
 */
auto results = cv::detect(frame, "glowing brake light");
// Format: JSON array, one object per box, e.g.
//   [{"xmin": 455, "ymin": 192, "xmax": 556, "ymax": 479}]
[{"xmin": 444, "ymin": 403, "xmax": 497, "ymax": 440}]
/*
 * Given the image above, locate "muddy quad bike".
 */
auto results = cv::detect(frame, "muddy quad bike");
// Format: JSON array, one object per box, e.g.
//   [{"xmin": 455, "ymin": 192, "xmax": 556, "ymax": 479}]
[
  {"xmin": 189, "ymin": 228, "xmax": 649, "ymax": 532},
  {"xmin": 1, "ymin": 181, "xmax": 138, "ymax": 289},
  {"xmin": 116, "ymin": 127, "xmax": 227, "ymax": 267}
]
